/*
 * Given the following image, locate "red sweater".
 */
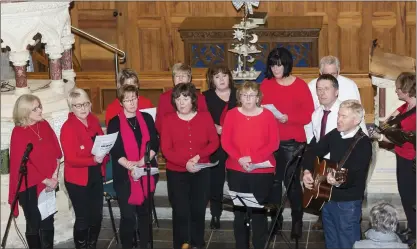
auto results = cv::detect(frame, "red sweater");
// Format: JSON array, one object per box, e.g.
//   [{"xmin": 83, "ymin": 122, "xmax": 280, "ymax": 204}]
[
  {"xmin": 221, "ymin": 108, "xmax": 280, "ymax": 173},
  {"xmin": 160, "ymin": 111, "xmax": 219, "ymax": 172},
  {"xmin": 395, "ymin": 103, "xmax": 416, "ymax": 160},
  {"xmin": 260, "ymin": 77, "xmax": 314, "ymax": 142},
  {"xmin": 155, "ymin": 89, "xmax": 208, "ymax": 133},
  {"xmin": 9, "ymin": 120, "xmax": 62, "ymax": 217},
  {"xmin": 105, "ymin": 96, "xmax": 153, "ymax": 126},
  {"xmin": 60, "ymin": 113, "xmax": 108, "ymax": 186}
]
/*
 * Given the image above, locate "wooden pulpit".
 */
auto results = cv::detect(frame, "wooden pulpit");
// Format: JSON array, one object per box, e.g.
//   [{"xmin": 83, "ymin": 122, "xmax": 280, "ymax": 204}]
[{"xmin": 179, "ymin": 16, "xmax": 323, "ymax": 82}]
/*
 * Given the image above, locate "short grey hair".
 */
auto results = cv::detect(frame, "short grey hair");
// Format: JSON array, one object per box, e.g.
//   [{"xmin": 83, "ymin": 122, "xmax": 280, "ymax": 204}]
[
  {"xmin": 67, "ymin": 87, "xmax": 91, "ymax": 109},
  {"xmin": 369, "ymin": 203, "xmax": 399, "ymax": 233},
  {"xmin": 340, "ymin": 99, "xmax": 364, "ymax": 122},
  {"xmin": 319, "ymin": 56, "xmax": 341, "ymax": 74}
]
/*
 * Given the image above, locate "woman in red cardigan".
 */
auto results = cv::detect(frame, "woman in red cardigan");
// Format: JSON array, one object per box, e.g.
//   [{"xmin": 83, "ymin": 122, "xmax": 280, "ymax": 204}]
[
  {"xmin": 221, "ymin": 81, "xmax": 280, "ymax": 249},
  {"xmin": 60, "ymin": 88, "xmax": 109, "ymax": 249},
  {"xmin": 260, "ymin": 47, "xmax": 314, "ymax": 238},
  {"xmin": 9, "ymin": 94, "xmax": 62, "ymax": 249},
  {"xmin": 160, "ymin": 83, "xmax": 219, "ymax": 249},
  {"xmin": 105, "ymin": 68, "xmax": 153, "ymax": 126}
]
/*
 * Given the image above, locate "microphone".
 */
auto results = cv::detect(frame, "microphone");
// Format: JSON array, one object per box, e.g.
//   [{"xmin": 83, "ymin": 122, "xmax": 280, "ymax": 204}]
[
  {"xmin": 22, "ymin": 143, "xmax": 33, "ymax": 161},
  {"xmin": 144, "ymin": 141, "xmax": 151, "ymax": 164}
]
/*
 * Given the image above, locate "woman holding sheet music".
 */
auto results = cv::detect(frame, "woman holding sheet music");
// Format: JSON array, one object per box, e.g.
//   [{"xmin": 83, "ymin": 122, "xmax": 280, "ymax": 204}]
[
  {"xmin": 60, "ymin": 88, "xmax": 109, "ymax": 249},
  {"xmin": 107, "ymin": 84, "xmax": 159, "ymax": 249},
  {"xmin": 160, "ymin": 83, "xmax": 219, "ymax": 249},
  {"xmin": 221, "ymin": 81, "xmax": 280, "ymax": 249}
]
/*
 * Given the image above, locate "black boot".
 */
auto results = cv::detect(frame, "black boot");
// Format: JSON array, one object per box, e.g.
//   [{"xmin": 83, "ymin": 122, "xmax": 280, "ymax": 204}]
[
  {"xmin": 290, "ymin": 211, "xmax": 303, "ymax": 240},
  {"xmin": 210, "ymin": 216, "xmax": 220, "ymax": 230},
  {"xmin": 87, "ymin": 225, "xmax": 101, "ymax": 249},
  {"xmin": 40, "ymin": 229, "xmax": 54, "ymax": 249},
  {"xmin": 74, "ymin": 229, "xmax": 88, "ymax": 249},
  {"xmin": 25, "ymin": 233, "xmax": 41, "ymax": 249}
]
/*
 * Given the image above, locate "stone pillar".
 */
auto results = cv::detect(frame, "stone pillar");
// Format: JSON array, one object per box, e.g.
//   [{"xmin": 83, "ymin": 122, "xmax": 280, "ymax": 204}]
[
  {"xmin": 60, "ymin": 34, "xmax": 76, "ymax": 92},
  {"xmin": 45, "ymin": 44, "xmax": 64, "ymax": 93},
  {"xmin": 9, "ymin": 50, "xmax": 31, "ymax": 96}
]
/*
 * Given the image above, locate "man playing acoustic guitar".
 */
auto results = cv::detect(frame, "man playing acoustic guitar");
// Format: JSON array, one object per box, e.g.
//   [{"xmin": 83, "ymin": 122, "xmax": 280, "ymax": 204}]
[{"xmin": 302, "ymin": 100, "xmax": 372, "ymax": 249}]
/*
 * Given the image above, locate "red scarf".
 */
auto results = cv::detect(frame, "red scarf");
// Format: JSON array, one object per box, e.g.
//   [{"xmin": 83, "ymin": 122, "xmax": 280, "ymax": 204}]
[{"xmin": 119, "ymin": 110, "xmax": 155, "ymax": 205}]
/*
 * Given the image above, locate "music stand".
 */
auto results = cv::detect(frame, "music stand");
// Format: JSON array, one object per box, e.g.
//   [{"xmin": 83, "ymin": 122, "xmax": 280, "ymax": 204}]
[
  {"xmin": 144, "ymin": 142, "xmax": 154, "ymax": 249},
  {"xmin": 263, "ymin": 144, "xmax": 306, "ymax": 249}
]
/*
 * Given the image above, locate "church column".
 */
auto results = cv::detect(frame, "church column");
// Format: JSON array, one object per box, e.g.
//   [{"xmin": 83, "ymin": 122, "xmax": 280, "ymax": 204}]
[
  {"xmin": 45, "ymin": 44, "xmax": 64, "ymax": 93},
  {"xmin": 9, "ymin": 50, "xmax": 31, "ymax": 96},
  {"xmin": 61, "ymin": 33, "xmax": 76, "ymax": 84}
]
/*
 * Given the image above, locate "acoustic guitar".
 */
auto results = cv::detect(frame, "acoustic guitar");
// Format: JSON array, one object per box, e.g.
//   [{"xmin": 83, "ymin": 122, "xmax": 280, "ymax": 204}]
[{"xmin": 303, "ymin": 157, "xmax": 348, "ymax": 212}]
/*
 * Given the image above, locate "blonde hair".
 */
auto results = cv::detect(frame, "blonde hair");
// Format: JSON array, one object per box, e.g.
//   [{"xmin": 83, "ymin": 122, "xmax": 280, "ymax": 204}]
[
  {"xmin": 172, "ymin": 63, "xmax": 192, "ymax": 79},
  {"xmin": 67, "ymin": 88, "xmax": 91, "ymax": 110},
  {"xmin": 340, "ymin": 99, "xmax": 364, "ymax": 121},
  {"xmin": 13, "ymin": 94, "xmax": 42, "ymax": 127},
  {"xmin": 319, "ymin": 56, "xmax": 341, "ymax": 74},
  {"xmin": 236, "ymin": 81, "xmax": 263, "ymax": 107}
]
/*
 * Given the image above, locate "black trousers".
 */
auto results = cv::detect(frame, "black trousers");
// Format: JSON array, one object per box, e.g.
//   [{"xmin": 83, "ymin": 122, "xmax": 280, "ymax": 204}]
[
  {"xmin": 227, "ymin": 170, "xmax": 274, "ymax": 249},
  {"xmin": 209, "ymin": 157, "xmax": 226, "ymax": 218},
  {"xmin": 397, "ymin": 154, "xmax": 416, "ymax": 236},
  {"xmin": 65, "ymin": 167, "xmax": 103, "ymax": 233},
  {"xmin": 19, "ymin": 185, "xmax": 54, "ymax": 235},
  {"xmin": 269, "ymin": 140, "xmax": 304, "ymax": 219},
  {"xmin": 167, "ymin": 169, "xmax": 210, "ymax": 249}
]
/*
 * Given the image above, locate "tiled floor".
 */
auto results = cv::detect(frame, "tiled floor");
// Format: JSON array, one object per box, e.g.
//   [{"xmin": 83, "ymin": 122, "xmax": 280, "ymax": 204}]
[{"xmin": 55, "ymin": 217, "xmax": 407, "ymax": 249}]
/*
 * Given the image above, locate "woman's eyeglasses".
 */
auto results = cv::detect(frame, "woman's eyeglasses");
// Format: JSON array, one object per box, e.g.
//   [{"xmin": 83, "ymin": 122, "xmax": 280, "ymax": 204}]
[
  {"xmin": 72, "ymin": 102, "xmax": 91, "ymax": 109},
  {"xmin": 240, "ymin": 94, "xmax": 257, "ymax": 99},
  {"xmin": 32, "ymin": 105, "xmax": 43, "ymax": 112},
  {"xmin": 122, "ymin": 97, "xmax": 138, "ymax": 104}
]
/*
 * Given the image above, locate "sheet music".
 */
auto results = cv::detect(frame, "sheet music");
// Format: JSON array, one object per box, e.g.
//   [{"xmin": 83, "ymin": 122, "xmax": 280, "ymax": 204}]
[
  {"xmin": 247, "ymin": 160, "xmax": 273, "ymax": 171},
  {"xmin": 132, "ymin": 167, "xmax": 159, "ymax": 181},
  {"xmin": 195, "ymin": 161, "xmax": 219, "ymax": 169},
  {"xmin": 262, "ymin": 104, "xmax": 284, "ymax": 119},
  {"xmin": 141, "ymin": 108, "xmax": 156, "ymax": 121},
  {"xmin": 37, "ymin": 189, "xmax": 57, "ymax": 220},
  {"xmin": 91, "ymin": 132, "xmax": 118, "ymax": 157},
  {"xmin": 228, "ymin": 190, "xmax": 264, "ymax": 208}
]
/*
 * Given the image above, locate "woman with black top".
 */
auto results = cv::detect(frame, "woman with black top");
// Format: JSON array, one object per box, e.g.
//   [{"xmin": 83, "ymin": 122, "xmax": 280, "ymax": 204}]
[
  {"xmin": 203, "ymin": 64, "xmax": 237, "ymax": 229},
  {"xmin": 107, "ymin": 84, "xmax": 159, "ymax": 249}
]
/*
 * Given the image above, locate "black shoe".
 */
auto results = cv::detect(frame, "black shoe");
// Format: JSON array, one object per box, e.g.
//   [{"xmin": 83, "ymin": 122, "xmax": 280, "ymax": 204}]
[
  {"xmin": 210, "ymin": 216, "xmax": 220, "ymax": 230},
  {"xmin": 87, "ymin": 225, "xmax": 101, "ymax": 249},
  {"xmin": 40, "ymin": 229, "xmax": 54, "ymax": 249},
  {"xmin": 399, "ymin": 228, "xmax": 413, "ymax": 237},
  {"xmin": 25, "ymin": 233, "xmax": 41, "ymax": 249},
  {"xmin": 74, "ymin": 229, "xmax": 88, "ymax": 249},
  {"xmin": 291, "ymin": 211, "xmax": 303, "ymax": 240}
]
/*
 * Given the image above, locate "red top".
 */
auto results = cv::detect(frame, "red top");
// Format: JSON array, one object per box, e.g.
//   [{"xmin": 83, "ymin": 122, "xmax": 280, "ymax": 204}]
[
  {"xmin": 9, "ymin": 120, "xmax": 62, "ymax": 217},
  {"xmin": 160, "ymin": 111, "xmax": 219, "ymax": 172},
  {"xmin": 394, "ymin": 103, "xmax": 416, "ymax": 160},
  {"xmin": 260, "ymin": 77, "xmax": 314, "ymax": 142},
  {"xmin": 105, "ymin": 96, "xmax": 153, "ymax": 126},
  {"xmin": 155, "ymin": 89, "xmax": 208, "ymax": 133},
  {"xmin": 221, "ymin": 108, "xmax": 280, "ymax": 173},
  {"xmin": 60, "ymin": 112, "xmax": 108, "ymax": 186}
]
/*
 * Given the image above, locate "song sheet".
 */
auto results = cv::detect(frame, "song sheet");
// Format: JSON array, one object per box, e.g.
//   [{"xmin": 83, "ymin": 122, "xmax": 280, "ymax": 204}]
[
  {"xmin": 37, "ymin": 189, "xmax": 57, "ymax": 220},
  {"xmin": 262, "ymin": 104, "xmax": 284, "ymax": 119},
  {"xmin": 228, "ymin": 190, "xmax": 264, "ymax": 209},
  {"xmin": 132, "ymin": 167, "xmax": 160, "ymax": 181},
  {"xmin": 195, "ymin": 161, "xmax": 219, "ymax": 169},
  {"xmin": 247, "ymin": 160, "xmax": 274, "ymax": 172},
  {"xmin": 91, "ymin": 132, "xmax": 118, "ymax": 157},
  {"xmin": 141, "ymin": 108, "xmax": 157, "ymax": 121}
]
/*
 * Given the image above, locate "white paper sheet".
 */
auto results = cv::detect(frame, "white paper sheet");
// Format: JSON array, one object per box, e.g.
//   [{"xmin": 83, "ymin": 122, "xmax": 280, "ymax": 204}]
[
  {"xmin": 91, "ymin": 132, "xmax": 118, "ymax": 157},
  {"xmin": 37, "ymin": 189, "xmax": 57, "ymax": 220},
  {"xmin": 195, "ymin": 161, "xmax": 219, "ymax": 169},
  {"xmin": 140, "ymin": 108, "xmax": 157, "ymax": 121},
  {"xmin": 247, "ymin": 160, "xmax": 274, "ymax": 172},
  {"xmin": 228, "ymin": 190, "xmax": 264, "ymax": 208},
  {"xmin": 262, "ymin": 104, "xmax": 284, "ymax": 119},
  {"xmin": 132, "ymin": 167, "xmax": 160, "ymax": 181}
]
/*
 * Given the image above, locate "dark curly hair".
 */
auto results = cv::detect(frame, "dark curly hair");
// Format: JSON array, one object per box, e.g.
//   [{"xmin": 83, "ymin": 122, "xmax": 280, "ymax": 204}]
[{"xmin": 171, "ymin": 83, "xmax": 198, "ymax": 112}]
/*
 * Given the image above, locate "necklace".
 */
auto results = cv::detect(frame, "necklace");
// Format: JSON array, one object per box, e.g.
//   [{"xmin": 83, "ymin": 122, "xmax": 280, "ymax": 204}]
[
  {"xmin": 127, "ymin": 118, "xmax": 137, "ymax": 130},
  {"xmin": 29, "ymin": 123, "xmax": 42, "ymax": 140}
]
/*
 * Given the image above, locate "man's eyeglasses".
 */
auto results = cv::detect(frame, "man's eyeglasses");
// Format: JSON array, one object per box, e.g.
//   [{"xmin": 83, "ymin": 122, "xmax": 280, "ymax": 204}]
[{"xmin": 72, "ymin": 102, "xmax": 91, "ymax": 109}]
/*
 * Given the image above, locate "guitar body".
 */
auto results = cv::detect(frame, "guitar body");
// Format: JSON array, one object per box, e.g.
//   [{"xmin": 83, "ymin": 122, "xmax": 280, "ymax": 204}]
[{"xmin": 303, "ymin": 157, "xmax": 347, "ymax": 211}]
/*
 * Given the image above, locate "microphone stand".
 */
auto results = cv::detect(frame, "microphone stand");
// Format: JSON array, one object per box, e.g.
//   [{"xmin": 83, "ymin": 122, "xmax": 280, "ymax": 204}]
[
  {"xmin": 1, "ymin": 150, "xmax": 30, "ymax": 249},
  {"xmin": 144, "ymin": 141, "xmax": 154, "ymax": 249},
  {"xmin": 263, "ymin": 144, "xmax": 306, "ymax": 249}
]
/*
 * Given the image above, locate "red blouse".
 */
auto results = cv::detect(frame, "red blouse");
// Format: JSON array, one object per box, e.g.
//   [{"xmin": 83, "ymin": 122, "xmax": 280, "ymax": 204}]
[
  {"xmin": 221, "ymin": 108, "xmax": 280, "ymax": 173},
  {"xmin": 9, "ymin": 120, "xmax": 62, "ymax": 217},
  {"xmin": 260, "ymin": 77, "xmax": 314, "ymax": 142},
  {"xmin": 160, "ymin": 111, "xmax": 219, "ymax": 172},
  {"xmin": 105, "ymin": 96, "xmax": 153, "ymax": 126},
  {"xmin": 60, "ymin": 113, "xmax": 108, "ymax": 186},
  {"xmin": 155, "ymin": 89, "xmax": 208, "ymax": 133},
  {"xmin": 394, "ymin": 103, "xmax": 416, "ymax": 160}
]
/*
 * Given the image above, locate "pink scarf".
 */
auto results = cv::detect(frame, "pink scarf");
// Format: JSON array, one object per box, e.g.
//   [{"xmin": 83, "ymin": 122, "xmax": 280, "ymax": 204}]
[{"xmin": 119, "ymin": 110, "xmax": 155, "ymax": 205}]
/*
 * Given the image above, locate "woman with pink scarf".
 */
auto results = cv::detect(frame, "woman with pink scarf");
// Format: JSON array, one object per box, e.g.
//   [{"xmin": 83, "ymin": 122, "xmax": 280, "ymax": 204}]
[{"xmin": 107, "ymin": 84, "xmax": 159, "ymax": 249}]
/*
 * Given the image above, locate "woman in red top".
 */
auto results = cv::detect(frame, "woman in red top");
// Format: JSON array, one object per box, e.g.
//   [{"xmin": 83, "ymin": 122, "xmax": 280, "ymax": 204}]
[
  {"xmin": 105, "ymin": 68, "xmax": 153, "ymax": 126},
  {"xmin": 160, "ymin": 83, "xmax": 219, "ymax": 249},
  {"xmin": 221, "ymin": 81, "xmax": 280, "ymax": 249},
  {"xmin": 60, "ymin": 88, "xmax": 109, "ymax": 249},
  {"xmin": 371, "ymin": 72, "xmax": 416, "ymax": 245},
  {"xmin": 260, "ymin": 47, "xmax": 314, "ymax": 238},
  {"xmin": 9, "ymin": 94, "xmax": 62, "ymax": 249}
]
